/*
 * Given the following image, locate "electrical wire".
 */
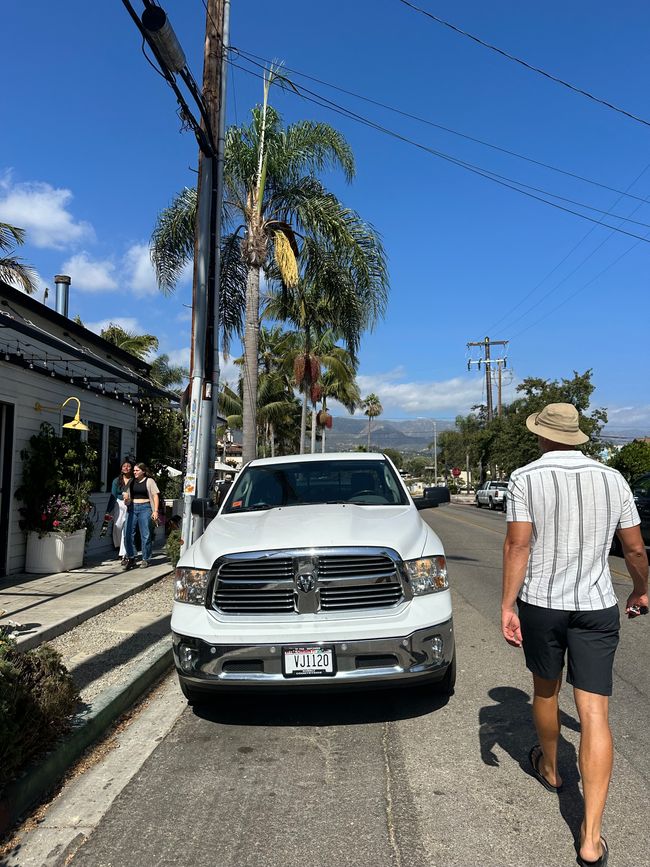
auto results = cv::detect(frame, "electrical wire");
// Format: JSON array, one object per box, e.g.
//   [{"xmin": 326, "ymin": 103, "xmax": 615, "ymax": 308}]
[
  {"xmin": 229, "ymin": 58, "xmax": 650, "ymax": 244},
  {"xmin": 232, "ymin": 45, "xmax": 650, "ymax": 207},
  {"xmin": 481, "ymin": 163, "xmax": 650, "ymax": 337},
  {"xmin": 508, "ymin": 227, "xmax": 647, "ymax": 341},
  {"xmin": 397, "ymin": 0, "xmax": 650, "ymax": 130}
]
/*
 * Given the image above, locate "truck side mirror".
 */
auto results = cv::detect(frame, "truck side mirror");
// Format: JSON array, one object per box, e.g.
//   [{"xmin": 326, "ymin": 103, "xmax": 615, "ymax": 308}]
[{"xmin": 190, "ymin": 497, "xmax": 219, "ymax": 520}]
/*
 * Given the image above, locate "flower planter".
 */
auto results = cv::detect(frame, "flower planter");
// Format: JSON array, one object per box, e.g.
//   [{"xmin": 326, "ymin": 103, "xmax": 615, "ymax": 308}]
[{"xmin": 25, "ymin": 528, "xmax": 87, "ymax": 574}]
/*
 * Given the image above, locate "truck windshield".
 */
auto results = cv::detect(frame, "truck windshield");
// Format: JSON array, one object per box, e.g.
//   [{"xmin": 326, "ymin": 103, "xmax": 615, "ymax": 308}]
[{"xmin": 223, "ymin": 460, "xmax": 409, "ymax": 512}]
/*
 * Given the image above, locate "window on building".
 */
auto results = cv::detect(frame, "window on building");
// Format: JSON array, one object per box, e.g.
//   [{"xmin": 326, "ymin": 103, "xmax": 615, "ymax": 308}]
[
  {"xmin": 106, "ymin": 426, "xmax": 122, "ymax": 492},
  {"xmin": 87, "ymin": 421, "xmax": 104, "ymax": 491}
]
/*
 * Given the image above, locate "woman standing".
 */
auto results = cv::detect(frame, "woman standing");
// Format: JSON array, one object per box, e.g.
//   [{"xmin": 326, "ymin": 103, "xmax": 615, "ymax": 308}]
[
  {"xmin": 122, "ymin": 463, "xmax": 160, "ymax": 570},
  {"xmin": 110, "ymin": 460, "xmax": 134, "ymax": 566}
]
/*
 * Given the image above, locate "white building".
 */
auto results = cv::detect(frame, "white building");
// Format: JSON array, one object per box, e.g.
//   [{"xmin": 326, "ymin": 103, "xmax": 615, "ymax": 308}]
[{"xmin": 0, "ymin": 278, "xmax": 176, "ymax": 576}]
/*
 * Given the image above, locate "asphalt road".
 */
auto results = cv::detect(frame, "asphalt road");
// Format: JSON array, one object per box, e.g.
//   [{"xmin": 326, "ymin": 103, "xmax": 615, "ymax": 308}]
[{"xmin": 23, "ymin": 505, "xmax": 650, "ymax": 867}]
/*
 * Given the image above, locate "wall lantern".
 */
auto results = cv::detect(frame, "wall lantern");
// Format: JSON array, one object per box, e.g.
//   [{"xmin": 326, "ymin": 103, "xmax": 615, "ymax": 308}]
[{"xmin": 34, "ymin": 396, "xmax": 89, "ymax": 432}]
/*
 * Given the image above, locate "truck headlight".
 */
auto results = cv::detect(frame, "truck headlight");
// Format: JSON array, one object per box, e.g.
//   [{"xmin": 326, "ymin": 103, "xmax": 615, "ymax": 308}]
[
  {"xmin": 174, "ymin": 567, "xmax": 210, "ymax": 605},
  {"xmin": 403, "ymin": 556, "xmax": 448, "ymax": 595}
]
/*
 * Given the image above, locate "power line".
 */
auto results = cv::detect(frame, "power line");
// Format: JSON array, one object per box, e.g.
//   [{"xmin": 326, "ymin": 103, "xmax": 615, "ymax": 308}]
[
  {"xmin": 232, "ymin": 46, "xmax": 650, "ymax": 207},
  {"xmin": 481, "ymin": 163, "xmax": 650, "ymax": 337},
  {"xmin": 229, "ymin": 57, "xmax": 650, "ymax": 245},
  {"xmin": 397, "ymin": 0, "xmax": 650, "ymax": 130}
]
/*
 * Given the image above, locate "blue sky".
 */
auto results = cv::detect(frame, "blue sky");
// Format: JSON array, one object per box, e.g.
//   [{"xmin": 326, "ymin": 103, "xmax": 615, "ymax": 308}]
[{"xmin": 2, "ymin": 0, "xmax": 649, "ymax": 433}]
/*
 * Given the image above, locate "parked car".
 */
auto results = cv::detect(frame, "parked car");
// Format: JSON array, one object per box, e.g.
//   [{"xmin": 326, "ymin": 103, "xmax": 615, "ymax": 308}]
[
  {"xmin": 475, "ymin": 481, "xmax": 508, "ymax": 511},
  {"xmin": 172, "ymin": 453, "xmax": 455, "ymax": 702},
  {"xmin": 611, "ymin": 471, "xmax": 650, "ymax": 555}
]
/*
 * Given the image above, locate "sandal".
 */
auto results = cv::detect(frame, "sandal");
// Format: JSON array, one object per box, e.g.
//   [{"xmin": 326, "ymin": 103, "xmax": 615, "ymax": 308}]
[
  {"xmin": 577, "ymin": 836, "xmax": 608, "ymax": 867},
  {"xmin": 528, "ymin": 745, "xmax": 563, "ymax": 793}
]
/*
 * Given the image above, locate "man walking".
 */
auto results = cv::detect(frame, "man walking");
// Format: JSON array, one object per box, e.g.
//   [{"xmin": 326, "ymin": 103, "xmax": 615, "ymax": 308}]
[{"xmin": 501, "ymin": 403, "xmax": 648, "ymax": 867}]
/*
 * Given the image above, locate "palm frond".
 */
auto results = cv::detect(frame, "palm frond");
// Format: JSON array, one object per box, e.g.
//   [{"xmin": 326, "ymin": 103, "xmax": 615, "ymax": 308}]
[
  {"xmin": 0, "ymin": 257, "xmax": 39, "ymax": 295},
  {"xmin": 219, "ymin": 232, "xmax": 247, "ymax": 354},
  {"xmin": 0, "ymin": 222, "xmax": 26, "ymax": 252},
  {"xmin": 150, "ymin": 187, "xmax": 197, "ymax": 294}
]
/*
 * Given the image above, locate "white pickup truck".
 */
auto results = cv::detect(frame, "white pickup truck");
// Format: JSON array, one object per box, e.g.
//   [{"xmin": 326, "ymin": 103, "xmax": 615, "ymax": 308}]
[
  {"xmin": 172, "ymin": 452, "xmax": 455, "ymax": 702},
  {"xmin": 475, "ymin": 480, "xmax": 508, "ymax": 511}
]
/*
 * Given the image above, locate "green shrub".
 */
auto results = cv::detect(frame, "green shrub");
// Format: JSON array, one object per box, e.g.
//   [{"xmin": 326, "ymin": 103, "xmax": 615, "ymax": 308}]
[
  {"xmin": 165, "ymin": 528, "xmax": 182, "ymax": 567},
  {"xmin": 0, "ymin": 635, "xmax": 78, "ymax": 793}
]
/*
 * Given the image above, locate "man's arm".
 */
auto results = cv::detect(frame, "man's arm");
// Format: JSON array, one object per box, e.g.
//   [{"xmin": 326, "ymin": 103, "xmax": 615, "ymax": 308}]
[
  {"xmin": 501, "ymin": 521, "xmax": 533, "ymax": 646},
  {"xmin": 616, "ymin": 525, "xmax": 649, "ymax": 616}
]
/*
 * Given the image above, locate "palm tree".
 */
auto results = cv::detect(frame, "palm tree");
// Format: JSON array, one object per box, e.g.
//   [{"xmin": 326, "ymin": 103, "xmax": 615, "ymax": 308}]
[
  {"xmin": 220, "ymin": 326, "xmax": 301, "ymax": 457},
  {"xmin": 362, "ymin": 393, "xmax": 383, "ymax": 451},
  {"xmin": 265, "ymin": 237, "xmax": 385, "ymax": 452},
  {"xmin": 151, "ymin": 91, "xmax": 388, "ymax": 465},
  {"xmin": 100, "ymin": 323, "xmax": 159, "ymax": 360},
  {"xmin": 0, "ymin": 223, "xmax": 39, "ymax": 294},
  {"xmin": 318, "ymin": 356, "xmax": 361, "ymax": 453}
]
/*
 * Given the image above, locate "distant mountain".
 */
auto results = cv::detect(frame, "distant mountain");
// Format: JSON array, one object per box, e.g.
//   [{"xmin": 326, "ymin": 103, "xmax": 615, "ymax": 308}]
[{"xmin": 323, "ymin": 417, "xmax": 456, "ymax": 453}]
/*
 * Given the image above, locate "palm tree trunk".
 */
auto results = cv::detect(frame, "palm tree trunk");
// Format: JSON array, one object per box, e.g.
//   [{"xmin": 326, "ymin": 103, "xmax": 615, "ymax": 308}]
[
  {"xmin": 299, "ymin": 390, "xmax": 308, "ymax": 454},
  {"xmin": 311, "ymin": 407, "xmax": 317, "ymax": 453},
  {"xmin": 270, "ymin": 421, "xmax": 276, "ymax": 457},
  {"xmin": 242, "ymin": 265, "xmax": 260, "ymax": 465},
  {"xmin": 367, "ymin": 416, "xmax": 371, "ymax": 451}
]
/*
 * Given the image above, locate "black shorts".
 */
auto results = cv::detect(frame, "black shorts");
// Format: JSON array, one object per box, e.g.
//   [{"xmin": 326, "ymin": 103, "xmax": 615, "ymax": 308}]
[{"xmin": 517, "ymin": 600, "xmax": 620, "ymax": 696}]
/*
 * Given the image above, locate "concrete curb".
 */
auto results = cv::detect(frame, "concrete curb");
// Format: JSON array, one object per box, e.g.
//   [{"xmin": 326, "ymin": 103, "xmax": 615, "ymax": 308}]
[
  {"xmin": 16, "ymin": 568, "xmax": 172, "ymax": 651},
  {"xmin": 0, "ymin": 639, "xmax": 174, "ymax": 836}
]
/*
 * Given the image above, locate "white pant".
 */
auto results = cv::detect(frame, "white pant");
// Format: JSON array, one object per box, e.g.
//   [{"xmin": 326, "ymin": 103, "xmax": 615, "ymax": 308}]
[{"xmin": 112, "ymin": 499, "xmax": 128, "ymax": 556}]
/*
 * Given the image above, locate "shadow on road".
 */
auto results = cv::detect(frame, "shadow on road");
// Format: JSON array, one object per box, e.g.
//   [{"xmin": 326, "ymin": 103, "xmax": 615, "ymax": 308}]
[
  {"xmin": 192, "ymin": 683, "xmax": 451, "ymax": 727},
  {"xmin": 479, "ymin": 686, "xmax": 584, "ymax": 840}
]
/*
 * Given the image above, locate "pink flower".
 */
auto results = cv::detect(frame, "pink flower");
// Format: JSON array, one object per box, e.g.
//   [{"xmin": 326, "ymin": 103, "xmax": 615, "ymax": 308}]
[{"xmin": 53, "ymin": 520, "xmax": 60, "ymax": 527}]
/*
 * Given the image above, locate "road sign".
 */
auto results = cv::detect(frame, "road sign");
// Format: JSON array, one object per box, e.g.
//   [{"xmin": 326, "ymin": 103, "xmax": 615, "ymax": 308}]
[{"xmin": 451, "ymin": 467, "xmax": 461, "ymax": 478}]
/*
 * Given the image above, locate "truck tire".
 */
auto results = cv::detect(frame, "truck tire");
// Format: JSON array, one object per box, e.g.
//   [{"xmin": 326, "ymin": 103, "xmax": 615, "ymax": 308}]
[
  {"xmin": 433, "ymin": 655, "xmax": 456, "ymax": 696},
  {"xmin": 476, "ymin": 498, "xmax": 481, "ymax": 508},
  {"xmin": 488, "ymin": 498, "xmax": 495, "ymax": 510}
]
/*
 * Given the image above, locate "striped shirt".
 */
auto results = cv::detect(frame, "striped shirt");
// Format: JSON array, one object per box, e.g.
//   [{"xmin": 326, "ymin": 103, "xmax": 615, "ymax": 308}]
[{"xmin": 507, "ymin": 450, "xmax": 639, "ymax": 611}]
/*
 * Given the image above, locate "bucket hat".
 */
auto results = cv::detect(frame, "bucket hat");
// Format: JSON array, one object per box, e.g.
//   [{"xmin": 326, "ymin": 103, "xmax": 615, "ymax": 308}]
[{"xmin": 525, "ymin": 402, "xmax": 589, "ymax": 445}]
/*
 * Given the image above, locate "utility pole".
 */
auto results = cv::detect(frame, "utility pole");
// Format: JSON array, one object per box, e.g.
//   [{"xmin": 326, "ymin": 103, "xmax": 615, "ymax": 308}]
[
  {"xmin": 432, "ymin": 421, "xmax": 438, "ymax": 484},
  {"xmin": 466, "ymin": 338, "xmax": 508, "ymax": 422}
]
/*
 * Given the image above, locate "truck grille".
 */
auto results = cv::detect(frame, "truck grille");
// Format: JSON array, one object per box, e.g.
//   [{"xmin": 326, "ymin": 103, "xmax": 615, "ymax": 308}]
[{"xmin": 212, "ymin": 550, "xmax": 404, "ymax": 615}]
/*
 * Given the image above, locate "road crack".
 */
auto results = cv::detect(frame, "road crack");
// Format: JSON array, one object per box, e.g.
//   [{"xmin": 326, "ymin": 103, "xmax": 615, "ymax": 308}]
[{"xmin": 382, "ymin": 721, "xmax": 403, "ymax": 867}]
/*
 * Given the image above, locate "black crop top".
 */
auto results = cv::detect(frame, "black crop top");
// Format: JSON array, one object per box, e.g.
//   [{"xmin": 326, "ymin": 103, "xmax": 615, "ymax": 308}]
[{"xmin": 131, "ymin": 478, "xmax": 149, "ymax": 498}]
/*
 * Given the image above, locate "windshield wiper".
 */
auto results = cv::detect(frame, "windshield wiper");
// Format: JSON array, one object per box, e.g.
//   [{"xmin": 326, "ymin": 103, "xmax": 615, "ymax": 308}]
[{"xmin": 230, "ymin": 503, "xmax": 276, "ymax": 513}]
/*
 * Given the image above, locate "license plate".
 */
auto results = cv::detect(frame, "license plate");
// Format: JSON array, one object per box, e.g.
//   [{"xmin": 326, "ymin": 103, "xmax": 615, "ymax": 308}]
[{"xmin": 282, "ymin": 645, "xmax": 336, "ymax": 677}]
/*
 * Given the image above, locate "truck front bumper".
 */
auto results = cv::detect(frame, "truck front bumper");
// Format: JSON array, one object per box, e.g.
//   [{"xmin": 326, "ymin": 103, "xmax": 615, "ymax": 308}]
[{"xmin": 172, "ymin": 618, "xmax": 454, "ymax": 691}]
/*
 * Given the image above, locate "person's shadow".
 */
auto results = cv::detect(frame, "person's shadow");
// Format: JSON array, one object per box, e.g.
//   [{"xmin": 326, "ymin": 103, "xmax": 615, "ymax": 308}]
[{"xmin": 479, "ymin": 686, "xmax": 584, "ymax": 840}]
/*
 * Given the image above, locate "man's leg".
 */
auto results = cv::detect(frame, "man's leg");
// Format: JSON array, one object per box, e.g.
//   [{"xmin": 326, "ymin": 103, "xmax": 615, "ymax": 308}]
[
  {"xmin": 574, "ymin": 688, "xmax": 611, "ymax": 863},
  {"xmin": 532, "ymin": 673, "xmax": 563, "ymax": 788}
]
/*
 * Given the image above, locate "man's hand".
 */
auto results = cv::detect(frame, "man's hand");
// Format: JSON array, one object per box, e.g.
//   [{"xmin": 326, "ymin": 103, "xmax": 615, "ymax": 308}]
[
  {"xmin": 625, "ymin": 590, "xmax": 649, "ymax": 619},
  {"xmin": 501, "ymin": 607, "xmax": 523, "ymax": 647}
]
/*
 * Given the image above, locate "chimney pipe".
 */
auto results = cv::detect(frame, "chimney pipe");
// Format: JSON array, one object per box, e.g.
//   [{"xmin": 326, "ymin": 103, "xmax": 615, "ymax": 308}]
[{"xmin": 54, "ymin": 275, "xmax": 71, "ymax": 317}]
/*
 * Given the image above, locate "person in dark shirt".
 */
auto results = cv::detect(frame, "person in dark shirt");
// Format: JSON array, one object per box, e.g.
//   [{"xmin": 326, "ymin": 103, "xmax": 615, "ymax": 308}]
[{"xmin": 122, "ymin": 463, "xmax": 160, "ymax": 570}]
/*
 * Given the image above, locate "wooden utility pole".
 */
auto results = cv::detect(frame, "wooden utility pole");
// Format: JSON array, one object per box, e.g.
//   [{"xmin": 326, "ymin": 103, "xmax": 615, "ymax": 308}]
[{"xmin": 466, "ymin": 338, "xmax": 508, "ymax": 422}]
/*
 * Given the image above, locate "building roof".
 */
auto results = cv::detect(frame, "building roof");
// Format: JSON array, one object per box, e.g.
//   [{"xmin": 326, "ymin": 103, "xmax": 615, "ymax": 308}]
[{"xmin": 0, "ymin": 281, "xmax": 177, "ymax": 402}]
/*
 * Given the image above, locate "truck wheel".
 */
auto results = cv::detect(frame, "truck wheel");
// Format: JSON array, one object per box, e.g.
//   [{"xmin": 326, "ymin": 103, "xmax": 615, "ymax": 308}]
[
  {"xmin": 433, "ymin": 655, "xmax": 456, "ymax": 696},
  {"xmin": 475, "ymin": 498, "xmax": 481, "ymax": 508},
  {"xmin": 488, "ymin": 498, "xmax": 495, "ymax": 510},
  {"xmin": 179, "ymin": 678, "xmax": 209, "ymax": 706}
]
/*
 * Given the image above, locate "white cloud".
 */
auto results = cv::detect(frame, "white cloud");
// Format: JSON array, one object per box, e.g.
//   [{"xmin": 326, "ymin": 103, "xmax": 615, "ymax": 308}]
[
  {"xmin": 0, "ymin": 172, "xmax": 93, "ymax": 249},
  {"xmin": 123, "ymin": 243, "xmax": 158, "ymax": 297},
  {"xmin": 602, "ymin": 404, "xmax": 650, "ymax": 432},
  {"xmin": 86, "ymin": 317, "xmax": 143, "ymax": 336},
  {"xmin": 354, "ymin": 369, "xmax": 519, "ymax": 416},
  {"xmin": 60, "ymin": 252, "xmax": 117, "ymax": 292},
  {"xmin": 164, "ymin": 348, "xmax": 238, "ymax": 384}
]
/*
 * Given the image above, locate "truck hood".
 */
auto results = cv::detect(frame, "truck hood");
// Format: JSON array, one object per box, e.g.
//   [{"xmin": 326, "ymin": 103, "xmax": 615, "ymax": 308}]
[{"xmin": 179, "ymin": 503, "xmax": 443, "ymax": 569}]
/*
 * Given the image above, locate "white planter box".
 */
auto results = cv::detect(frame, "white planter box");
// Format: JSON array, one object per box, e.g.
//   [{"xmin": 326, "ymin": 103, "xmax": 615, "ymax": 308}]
[{"xmin": 25, "ymin": 528, "xmax": 87, "ymax": 574}]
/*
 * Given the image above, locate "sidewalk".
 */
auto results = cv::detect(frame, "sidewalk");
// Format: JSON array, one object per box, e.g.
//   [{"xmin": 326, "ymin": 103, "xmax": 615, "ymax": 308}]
[
  {"xmin": 0, "ymin": 548, "xmax": 176, "ymax": 837},
  {"xmin": 0, "ymin": 548, "xmax": 172, "ymax": 651}
]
